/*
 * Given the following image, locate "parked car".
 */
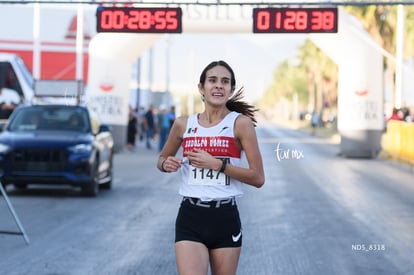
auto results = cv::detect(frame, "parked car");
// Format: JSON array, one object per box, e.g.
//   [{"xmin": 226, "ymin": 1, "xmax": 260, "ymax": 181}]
[{"xmin": 0, "ymin": 104, "xmax": 114, "ymax": 196}]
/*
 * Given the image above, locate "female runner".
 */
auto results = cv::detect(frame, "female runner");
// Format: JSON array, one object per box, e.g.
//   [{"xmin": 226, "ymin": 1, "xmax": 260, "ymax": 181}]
[{"xmin": 157, "ymin": 60, "xmax": 265, "ymax": 275}]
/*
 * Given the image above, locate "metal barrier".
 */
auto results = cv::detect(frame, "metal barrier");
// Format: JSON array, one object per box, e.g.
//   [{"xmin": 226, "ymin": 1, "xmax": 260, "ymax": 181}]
[
  {"xmin": 0, "ymin": 183, "xmax": 30, "ymax": 244},
  {"xmin": 381, "ymin": 121, "xmax": 414, "ymax": 165}
]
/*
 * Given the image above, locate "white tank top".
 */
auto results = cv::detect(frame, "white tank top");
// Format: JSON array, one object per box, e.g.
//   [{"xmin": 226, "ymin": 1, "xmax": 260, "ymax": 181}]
[{"xmin": 179, "ymin": 111, "xmax": 244, "ymax": 201}]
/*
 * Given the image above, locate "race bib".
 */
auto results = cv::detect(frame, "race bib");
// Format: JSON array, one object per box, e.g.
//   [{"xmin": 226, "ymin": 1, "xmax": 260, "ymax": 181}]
[{"xmin": 188, "ymin": 158, "xmax": 230, "ymax": 186}]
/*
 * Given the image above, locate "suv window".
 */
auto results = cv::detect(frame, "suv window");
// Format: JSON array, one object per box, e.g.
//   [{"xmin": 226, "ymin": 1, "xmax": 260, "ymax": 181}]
[{"xmin": 9, "ymin": 106, "xmax": 91, "ymax": 133}]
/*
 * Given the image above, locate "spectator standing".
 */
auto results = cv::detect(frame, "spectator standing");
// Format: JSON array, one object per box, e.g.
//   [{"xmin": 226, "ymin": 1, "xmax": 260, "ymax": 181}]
[
  {"xmin": 127, "ymin": 107, "xmax": 138, "ymax": 151},
  {"xmin": 158, "ymin": 105, "xmax": 171, "ymax": 152},
  {"xmin": 310, "ymin": 111, "xmax": 319, "ymax": 135},
  {"xmin": 168, "ymin": 105, "xmax": 176, "ymax": 130},
  {"xmin": 136, "ymin": 106, "xmax": 145, "ymax": 142},
  {"xmin": 143, "ymin": 104, "xmax": 155, "ymax": 150},
  {"xmin": 387, "ymin": 107, "xmax": 402, "ymax": 122},
  {"xmin": 400, "ymin": 107, "xmax": 411, "ymax": 122}
]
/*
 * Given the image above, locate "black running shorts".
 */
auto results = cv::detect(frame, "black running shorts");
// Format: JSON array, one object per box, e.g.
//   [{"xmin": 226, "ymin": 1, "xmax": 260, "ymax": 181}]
[{"xmin": 175, "ymin": 197, "xmax": 242, "ymax": 249}]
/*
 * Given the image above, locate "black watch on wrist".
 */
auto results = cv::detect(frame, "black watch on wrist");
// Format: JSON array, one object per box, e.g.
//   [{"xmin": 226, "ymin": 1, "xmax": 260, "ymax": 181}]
[{"xmin": 219, "ymin": 158, "xmax": 227, "ymax": 173}]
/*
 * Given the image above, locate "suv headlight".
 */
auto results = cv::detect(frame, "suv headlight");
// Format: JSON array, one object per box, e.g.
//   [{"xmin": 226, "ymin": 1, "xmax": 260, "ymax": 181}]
[
  {"xmin": 68, "ymin": 144, "xmax": 92, "ymax": 154},
  {"xmin": 0, "ymin": 143, "xmax": 10, "ymax": 153}
]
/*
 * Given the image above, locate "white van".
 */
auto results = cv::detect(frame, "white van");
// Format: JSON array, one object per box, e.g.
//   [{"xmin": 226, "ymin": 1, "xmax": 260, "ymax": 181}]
[
  {"xmin": 0, "ymin": 53, "xmax": 34, "ymax": 102},
  {"xmin": 0, "ymin": 53, "xmax": 34, "ymax": 121}
]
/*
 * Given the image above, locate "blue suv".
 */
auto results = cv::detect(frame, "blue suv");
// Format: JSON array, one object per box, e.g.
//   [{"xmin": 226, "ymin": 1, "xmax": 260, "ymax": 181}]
[{"xmin": 0, "ymin": 104, "xmax": 114, "ymax": 196}]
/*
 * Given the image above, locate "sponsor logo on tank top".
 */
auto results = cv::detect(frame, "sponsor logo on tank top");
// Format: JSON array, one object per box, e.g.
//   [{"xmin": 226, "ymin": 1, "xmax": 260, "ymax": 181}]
[{"xmin": 182, "ymin": 136, "xmax": 241, "ymax": 158}]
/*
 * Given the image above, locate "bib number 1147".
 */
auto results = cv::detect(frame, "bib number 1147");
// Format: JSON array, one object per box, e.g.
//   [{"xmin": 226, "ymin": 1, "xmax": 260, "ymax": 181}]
[{"xmin": 188, "ymin": 158, "xmax": 230, "ymax": 186}]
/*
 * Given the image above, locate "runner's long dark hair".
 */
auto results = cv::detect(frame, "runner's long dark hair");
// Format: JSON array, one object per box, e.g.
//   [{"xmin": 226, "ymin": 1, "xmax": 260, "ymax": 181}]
[{"xmin": 199, "ymin": 60, "xmax": 258, "ymax": 126}]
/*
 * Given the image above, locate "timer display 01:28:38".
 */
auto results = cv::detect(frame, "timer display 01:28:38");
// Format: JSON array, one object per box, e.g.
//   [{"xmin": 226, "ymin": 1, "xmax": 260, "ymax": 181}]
[
  {"xmin": 96, "ymin": 7, "xmax": 182, "ymax": 33},
  {"xmin": 253, "ymin": 7, "xmax": 338, "ymax": 33}
]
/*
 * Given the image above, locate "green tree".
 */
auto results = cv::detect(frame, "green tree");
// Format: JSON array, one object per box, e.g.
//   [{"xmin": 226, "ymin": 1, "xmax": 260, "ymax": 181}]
[
  {"xmin": 297, "ymin": 39, "xmax": 338, "ymax": 113},
  {"xmin": 258, "ymin": 39, "xmax": 337, "ymax": 121},
  {"xmin": 344, "ymin": 5, "xmax": 414, "ymax": 106},
  {"xmin": 257, "ymin": 59, "xmax": 308, "ymax": 119},
  {"xmin": 260, "ymin": 5, "xmax": 414, "ymax": 118},
  {"xmin": 344, "ymin": 5, "xmax": 414, "ymax": 60}
]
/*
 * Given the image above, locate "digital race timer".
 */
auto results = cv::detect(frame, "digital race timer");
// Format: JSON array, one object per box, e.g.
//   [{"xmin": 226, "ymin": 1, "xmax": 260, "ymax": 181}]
[
  {"xmin": 96, "ymin": 7, "xmax": 182, "ymax": 33},
  {"xmin": 253, "ymin": 7, "xmax": 338, "ymax": 33}
]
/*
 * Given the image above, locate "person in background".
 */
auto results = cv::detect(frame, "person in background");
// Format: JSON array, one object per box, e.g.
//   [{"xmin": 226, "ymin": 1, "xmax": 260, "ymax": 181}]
[
  {"xmin": 156, "ymin": 60, "xmax": 265, "ymax": 275},
  {"xmin": 28, "ymin": 112, "xmax": 42, "ymax": 129},
  {"xmin": 168, "ymin": 105, "xmax": 176, "ymax": 130},
  {"xmin": 136, "ymin": 106, "xmax": 146, "ymax": 142},
  {"xmin": 400, "ymin": 106, "xmax": 411, "ymax": 122},
  {"xmin": 0, "ymin": 83, "xmax": 20, "ymax": 119},
  {"xmin": 157, "ymin": 105, "xmax": 171, "ymax": 152},
  {"xmin": 310, "ymin": 111, "xmax": 319, "ymax": 135},
  {"xmin": 127, "ymin": 107, "xmax": 138, "ymax": 151},
  {"xmin": 387, "ymin": 107, "xmax": 402, "ymax": 122},
  {"xmin": 143, "ymin": 104, "xmax": 155, "ymax": 150}
]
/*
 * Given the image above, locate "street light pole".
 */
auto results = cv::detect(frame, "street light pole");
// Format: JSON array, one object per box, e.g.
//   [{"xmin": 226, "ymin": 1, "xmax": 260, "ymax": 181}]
[{"xmin": 395, "ymin": 4, "xmax": 405, "ymax": 109}]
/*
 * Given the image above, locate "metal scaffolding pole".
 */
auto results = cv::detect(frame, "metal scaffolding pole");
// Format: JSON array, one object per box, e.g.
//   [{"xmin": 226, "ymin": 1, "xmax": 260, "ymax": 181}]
[
  {"xmin": 0, "ymin": 183, "xmax": 30, "ymax": 245},
  {"xmin": 2, "ymin": 0, "xmax": 414, "ymax": 5}
]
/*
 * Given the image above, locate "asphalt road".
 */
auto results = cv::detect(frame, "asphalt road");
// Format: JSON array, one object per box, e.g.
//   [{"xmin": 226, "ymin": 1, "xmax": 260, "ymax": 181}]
[{"xmin": 1, "ymin": 121, "xmax": 414, "ymax": 275}]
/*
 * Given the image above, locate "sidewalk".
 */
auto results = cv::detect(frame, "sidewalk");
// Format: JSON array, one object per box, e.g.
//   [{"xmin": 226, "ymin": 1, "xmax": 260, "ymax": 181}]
[
  {"xmin": 260, "ymin": 115, "xmax": 340, "ymax": 144},
  {"xmin": 266, "ymin": 117, "xmax": 413, "ymax": 171}
]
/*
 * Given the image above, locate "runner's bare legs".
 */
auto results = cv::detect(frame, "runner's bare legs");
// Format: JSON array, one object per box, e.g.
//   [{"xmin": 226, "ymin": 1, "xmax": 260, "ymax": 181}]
[{"xmin": 175, "ymin": 241, "xmax": 240, "ymax": 275}]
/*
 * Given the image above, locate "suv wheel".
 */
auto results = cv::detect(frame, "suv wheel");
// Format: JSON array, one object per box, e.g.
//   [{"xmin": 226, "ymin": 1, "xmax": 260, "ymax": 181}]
[{"xmin": 81, "ymin": 162, "xmax": 99, "ymax": 197}]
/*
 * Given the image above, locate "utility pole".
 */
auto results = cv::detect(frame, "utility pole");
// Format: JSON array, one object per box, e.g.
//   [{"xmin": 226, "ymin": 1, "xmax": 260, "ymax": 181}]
[{"xmin": 394, "ymin": 4, "xmax": 405, "ymax": 108}]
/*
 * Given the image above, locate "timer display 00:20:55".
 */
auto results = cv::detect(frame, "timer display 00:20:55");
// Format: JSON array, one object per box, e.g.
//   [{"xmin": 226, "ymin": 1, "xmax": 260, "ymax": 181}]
[{"xmin": 96, "ymin": 7, "xmax": 182, "ymax": 33}]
